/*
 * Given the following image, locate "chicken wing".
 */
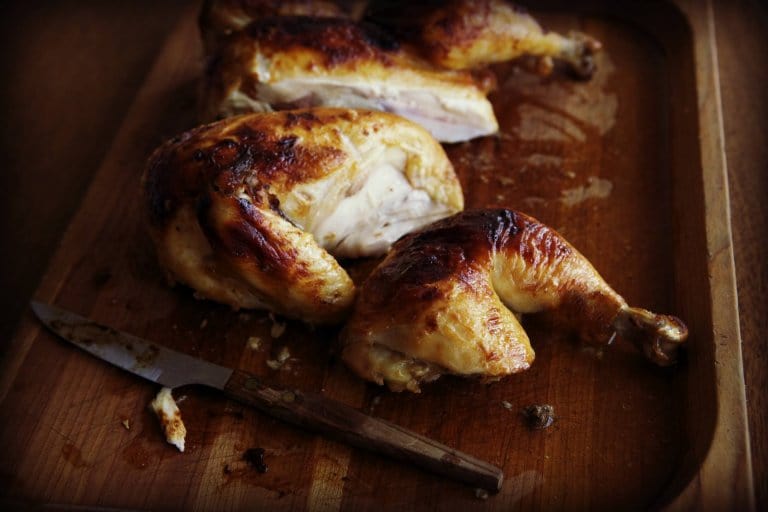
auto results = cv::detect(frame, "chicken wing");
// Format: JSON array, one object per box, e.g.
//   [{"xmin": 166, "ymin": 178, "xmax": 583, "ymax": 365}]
[
  {"xmin": 142, "ymin": 108, "xmax": 463, "ymax": 324},
  {"xmin": 365, "ymin": 0, "xmax": 601, "ymax": 78},
  {"xmin": 340, "ymin": 209, "xmax": 687, "ymax": 391},
  {"xmin": 200, "ymin": 16, "xmax": 498, "ymax": 143}
]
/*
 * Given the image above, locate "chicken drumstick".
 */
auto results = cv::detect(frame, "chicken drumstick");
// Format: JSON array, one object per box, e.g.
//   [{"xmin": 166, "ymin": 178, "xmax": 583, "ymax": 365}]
[{"xmin": 341, "ymin": 209, "xmax": 687, "ymax": 392}]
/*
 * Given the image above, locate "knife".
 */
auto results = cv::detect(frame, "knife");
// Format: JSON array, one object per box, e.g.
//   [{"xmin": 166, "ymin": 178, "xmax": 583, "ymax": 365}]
[{"xmin": 31, "ymin": 301, "xmax": 503, "ymax": 491}]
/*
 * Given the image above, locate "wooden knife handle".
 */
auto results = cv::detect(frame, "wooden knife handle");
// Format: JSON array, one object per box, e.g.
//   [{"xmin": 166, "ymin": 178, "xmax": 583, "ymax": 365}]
[{"xmin": 223, "ymin": 369, "xmax": 503, "ymax": 491}]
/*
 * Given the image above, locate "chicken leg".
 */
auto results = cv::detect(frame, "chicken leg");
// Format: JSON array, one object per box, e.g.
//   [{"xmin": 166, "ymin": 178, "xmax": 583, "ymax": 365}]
[
  {"xmin": 340, "ymin": 209, "xmax": 687, "ymax": 391},
  {"xmin": 365, "ymin": 0, "xmax": 602, "ymax": 78}
]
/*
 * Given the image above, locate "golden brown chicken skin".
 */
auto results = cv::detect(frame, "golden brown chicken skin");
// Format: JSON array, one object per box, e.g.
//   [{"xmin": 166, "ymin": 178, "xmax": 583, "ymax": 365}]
[
  {"xmin": 341, "ymin": 209, "xmax": 687, "ymax": 391},
  {"xmin": 142, "ymin": 108, "xmax": 463, "ymax": 324}
]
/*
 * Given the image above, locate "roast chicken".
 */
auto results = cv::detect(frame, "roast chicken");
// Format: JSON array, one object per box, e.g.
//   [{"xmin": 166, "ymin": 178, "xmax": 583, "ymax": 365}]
[
  {"xmin": 199, "ymin": 1, "xmax": 602, "ymax": 142},
  {"xmin": 200, "ymin": 16, "xmax": 499, "ymax": 143},
  {"xmin": 201, "ymin": 0, "xmax": 601, "ymax": 78},
  {"xmin": 142, "ymin": 108, "xmax": 463, "ymax": 324},
  {"xmin": 340, "ymin": 209, "xmax": 688, "ymax": 392}
]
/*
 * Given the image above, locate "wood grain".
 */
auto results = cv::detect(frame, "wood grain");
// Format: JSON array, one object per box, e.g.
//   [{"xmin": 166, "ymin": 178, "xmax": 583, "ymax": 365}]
[
  {"xmin": 712, "ymin": 1, "xmax": 768, "ymax": 508},
  {"xmin": 0, "ymin": 0, "xmax": 761, "ymax": 510}
]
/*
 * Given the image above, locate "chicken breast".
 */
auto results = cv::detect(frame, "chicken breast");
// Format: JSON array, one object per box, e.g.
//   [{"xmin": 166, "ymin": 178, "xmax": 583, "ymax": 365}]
[
  {"xmin": 200, "ymin": 16, "xmax": 498, "ymax": 143},
  {"xmin": 142, "ymin": 108, "xmax": 463, "ymax": 324},
  {"xmin": 341, "ymin": 209, "xmax": 687, "ymax": 391}
]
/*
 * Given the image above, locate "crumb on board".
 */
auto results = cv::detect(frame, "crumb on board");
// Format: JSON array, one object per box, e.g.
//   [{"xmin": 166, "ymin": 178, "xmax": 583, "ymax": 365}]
[
  {"xmin": 266, "ymin": 346, "xmax": 291, "ymax": 370},
  {"xmin": 501, "ymin": 400, "xmax": 514, "ymax": 410},
  {"xmin": 268, "ymin": 312, "xmax": 286, "ymax": 338},
  {"xmin": 247, "ymin": 336, "xmax": 262, "ymax": 350},
  {"xmin": 150, "ymin": 387, "xmax": 187, "ymax": 452},
  {"xmin": 367, "ymin": 395, "xmax": 382, "ymax": 414},
  {"xmin": 522, "ymin": 404, "xmax": 556, "ymax": 430},
  {"xmin": 243, "ymin": 447, "xmax": 268, "ymax": 473},
  {"xmin": 121, "ymin": 419, "xmax": 131, "ymax": 430}
]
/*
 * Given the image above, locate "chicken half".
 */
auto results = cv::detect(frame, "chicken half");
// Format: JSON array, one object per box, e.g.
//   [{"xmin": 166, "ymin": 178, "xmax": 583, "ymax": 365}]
[
  {"xmin": 340, "ymin": 209, "xmax": 687, "ymax": 392},
  {"xmin": 200, "ymin": 16, "xmax": 499, "ymax": 143},
  {"xmin": 365, "ymin": 0, "xmax": 602, "ymax": 78},
  {"xmin": 201, "ymin": 0, "xmax": 602, "ymax": 79},
  {"xmin": 142, "ymin": 108, "xmax": 463, "ymax": 324}
]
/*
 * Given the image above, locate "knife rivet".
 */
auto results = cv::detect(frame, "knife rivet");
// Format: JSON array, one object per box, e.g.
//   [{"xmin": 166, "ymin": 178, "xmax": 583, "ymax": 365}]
[
  {"xmin": 245, "ymin": 378, "xmax": 260, "ymax": 390},
  {"xmin": 281, "ymin": 391, "xmax": 295, "ymax": 403}
]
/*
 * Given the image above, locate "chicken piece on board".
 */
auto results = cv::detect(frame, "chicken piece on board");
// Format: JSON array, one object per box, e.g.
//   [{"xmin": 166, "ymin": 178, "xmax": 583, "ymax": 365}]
[
  {"xmin": 365, "ymin": 0, "xmax": 602, "ymax": 78},
  {"xmin": 200, "ymin": 16, "xmax": 498, "ymax": 143},
  {"xmin": 142, "ymin": 108, "xmax": 463, "ymax": 324},
  {"xmin": 341, "ymin": 209, "xmax": 687, "ymax": 392}
]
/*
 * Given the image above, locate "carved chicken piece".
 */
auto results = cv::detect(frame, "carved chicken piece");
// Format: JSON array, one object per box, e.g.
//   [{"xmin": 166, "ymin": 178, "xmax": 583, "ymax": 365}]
[
  {"xmin": 365, "ymin": 0, "xmax": 602, "ymax": 78},
  {"xmin": 142, "ymin": 108, "xmax": 463, "ymax": 324},
  {"xmin": 200, "ymin": 16, "xmax": 498, "ymax": 143},
  {"xmin": 341, "ymin": 209, "xmax": 687, "ymax": 391}
]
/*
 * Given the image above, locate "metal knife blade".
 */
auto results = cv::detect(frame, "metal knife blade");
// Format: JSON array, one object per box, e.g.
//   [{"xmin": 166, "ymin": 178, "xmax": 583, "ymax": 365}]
[
  {"xmin": 30, "ymin": 300, "xmax": 504, "ymax": 491},
  {"xmin": 31, "ymin": 300, "xmax": 232, "ymax": 389}
]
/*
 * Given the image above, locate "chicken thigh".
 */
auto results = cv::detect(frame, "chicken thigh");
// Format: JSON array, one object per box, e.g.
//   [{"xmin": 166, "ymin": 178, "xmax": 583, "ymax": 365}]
[
  {"xmin": 340, "ymin": 209, "xmax": 687, "ymax": 391},
  {"xmin": 365, "ymin": 0, "xmax": 602, "ymax": 78},
  {"xmin": 142, "ymin": 108, "xmax": 463, "ymax": 324}
]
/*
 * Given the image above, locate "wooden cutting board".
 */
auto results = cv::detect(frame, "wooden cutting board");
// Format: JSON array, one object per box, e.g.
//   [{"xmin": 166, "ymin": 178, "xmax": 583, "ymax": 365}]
[{"xmin": 0, "ymin": 1, "xmax": 753, "ymax": 510}]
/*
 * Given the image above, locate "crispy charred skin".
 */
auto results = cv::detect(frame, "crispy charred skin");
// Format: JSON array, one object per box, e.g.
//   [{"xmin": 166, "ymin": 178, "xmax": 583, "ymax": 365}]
[
  {"xmin": 144, "ymin": 111, "xmax": 353, "ymax": 324},
  {"xmin": 199, "ymin": 0, "xmax": 358, "ymax": 54},
  {"xmin": 145, "ymin": 112, "xmax": 344, "ymax": 229},
  {"xmin": 341, "ymin": 209, "xmax": 687, "ymax": 391},
  {"xmin": 242, "ymin": 16, "xmax": 401, "ymax": 67}
]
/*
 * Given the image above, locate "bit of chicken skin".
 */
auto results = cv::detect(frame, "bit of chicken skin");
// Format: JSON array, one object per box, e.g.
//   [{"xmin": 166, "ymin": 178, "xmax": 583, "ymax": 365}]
[
  {"xmin": 142, "ymin": 108, "xmax": 463, "ymax": 324},
  {"xmin": 341, "ymin": 209, "xmax": 687, "ymax": 391}
]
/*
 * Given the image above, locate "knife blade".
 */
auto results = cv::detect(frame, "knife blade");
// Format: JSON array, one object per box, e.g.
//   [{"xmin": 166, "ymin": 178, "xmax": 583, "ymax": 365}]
[{"xmin": 31, "ymin": 301, "xmax": 503, "ymax": 492}]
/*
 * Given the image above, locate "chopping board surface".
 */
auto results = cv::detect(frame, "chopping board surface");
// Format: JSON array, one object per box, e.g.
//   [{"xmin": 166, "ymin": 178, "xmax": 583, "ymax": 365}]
[{"xmin": 0, "ymin": 5, "xmax": 698, "ymax": 511}]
